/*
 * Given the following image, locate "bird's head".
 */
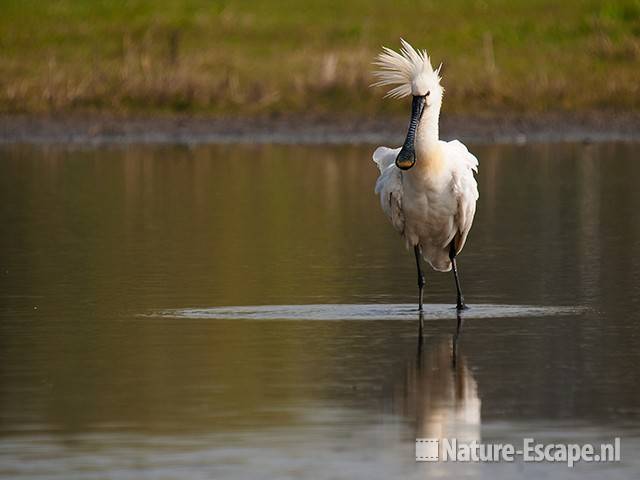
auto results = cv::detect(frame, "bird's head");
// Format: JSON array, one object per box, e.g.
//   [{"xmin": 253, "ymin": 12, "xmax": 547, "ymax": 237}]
[{"xmin": 372, "ymin": 39, "xmax": 443, "ymax": 170}]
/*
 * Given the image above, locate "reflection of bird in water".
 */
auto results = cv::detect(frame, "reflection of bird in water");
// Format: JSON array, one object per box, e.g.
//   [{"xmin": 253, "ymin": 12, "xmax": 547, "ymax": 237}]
[{"xmin": 394, "ymin": 315, "xmax": 481, "ymax": 442}]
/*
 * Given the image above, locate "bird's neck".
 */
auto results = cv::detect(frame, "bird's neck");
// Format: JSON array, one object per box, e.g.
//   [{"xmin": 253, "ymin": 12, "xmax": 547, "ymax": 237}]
[
  {"xmin": 413, "ymin": 107, "xmax": 443, "ymax": 174},
  {"xmin": 415, "ymin": 106, "xmax": 440, "ymax": 151}
]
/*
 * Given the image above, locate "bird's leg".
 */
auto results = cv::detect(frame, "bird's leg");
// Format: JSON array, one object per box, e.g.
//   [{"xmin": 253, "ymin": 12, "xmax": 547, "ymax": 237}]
[
  {"xmin": 414, "ymin": 245, "xmax": 425, "ymax": 311},
  {"xmin": 449, "ymin": 242, "xmax": 467, "ymax": 310}
]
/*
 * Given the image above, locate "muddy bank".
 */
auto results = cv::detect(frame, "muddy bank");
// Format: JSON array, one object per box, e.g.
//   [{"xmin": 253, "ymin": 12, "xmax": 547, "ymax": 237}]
[{"xmin": 1, "ymin": 112, "xmax": 639, "ymax": 145}]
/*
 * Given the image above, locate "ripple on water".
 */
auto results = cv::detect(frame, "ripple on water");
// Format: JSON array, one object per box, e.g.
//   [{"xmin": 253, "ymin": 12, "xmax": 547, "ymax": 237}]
[{"xmin": 146, "ymin": 303, "xmax": 587, "ymax": 321}]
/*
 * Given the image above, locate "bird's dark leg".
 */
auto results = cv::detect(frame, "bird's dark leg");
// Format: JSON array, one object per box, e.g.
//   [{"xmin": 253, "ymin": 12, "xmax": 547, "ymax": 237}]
[
  {"xmin": 414, "ymin": 245, "xmax": 425, "ymax": 311},
  {"xmin": 449, "ymin": 242, "xmax": 467, "ymax": 310}
]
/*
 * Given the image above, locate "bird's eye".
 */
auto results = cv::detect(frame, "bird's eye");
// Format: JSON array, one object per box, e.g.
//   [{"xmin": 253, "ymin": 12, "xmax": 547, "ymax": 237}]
[{"xmin": 426, "ymin": 91, "xmax": 431, "ymax": 97}]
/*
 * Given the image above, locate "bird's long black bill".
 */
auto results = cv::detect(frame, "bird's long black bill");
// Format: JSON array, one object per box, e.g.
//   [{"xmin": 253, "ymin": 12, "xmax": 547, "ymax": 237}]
[{"xmin": 395, "ymin": 95, "xmax": 426, "ymax": 170}]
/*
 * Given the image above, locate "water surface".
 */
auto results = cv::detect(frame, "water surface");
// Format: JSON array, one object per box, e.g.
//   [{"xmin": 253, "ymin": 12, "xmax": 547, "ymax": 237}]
[{"xmin": 1, "ymin": 142, "xmax": 640, "ymax": 479}]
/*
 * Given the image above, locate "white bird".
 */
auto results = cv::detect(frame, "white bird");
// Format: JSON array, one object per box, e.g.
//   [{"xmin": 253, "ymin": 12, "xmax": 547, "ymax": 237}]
[{"xmin": 371, "ymin": 39, "xmax": 479, "ymax": 311}]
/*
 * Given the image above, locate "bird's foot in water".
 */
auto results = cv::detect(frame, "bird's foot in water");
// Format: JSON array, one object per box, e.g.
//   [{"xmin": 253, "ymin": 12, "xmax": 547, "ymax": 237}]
[{"xmin": 456, "ymin": 302, "xmax": 468, "ymax": 311}]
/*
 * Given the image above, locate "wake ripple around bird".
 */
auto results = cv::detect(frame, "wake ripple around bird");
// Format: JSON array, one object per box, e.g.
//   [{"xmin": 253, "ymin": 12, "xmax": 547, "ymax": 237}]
[{"xmin": 145, "ymin": 303, "xmax": 587, "ymax": 321}]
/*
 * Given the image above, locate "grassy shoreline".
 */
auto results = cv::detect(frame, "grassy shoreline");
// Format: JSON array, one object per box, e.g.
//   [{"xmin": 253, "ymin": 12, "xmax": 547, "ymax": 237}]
[{"xmin": 2, "ymin": 1, "xmax": 640, "ymax": 116}]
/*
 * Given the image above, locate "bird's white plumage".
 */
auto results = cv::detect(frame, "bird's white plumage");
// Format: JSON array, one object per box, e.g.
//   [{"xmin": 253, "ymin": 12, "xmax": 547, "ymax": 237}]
[
  {"xmin": 372, "ymin": 38, "xmax": 441, "ymax": 98},
  {"xmin": 373, "ymin": 140, "xmax": 479, "ymax": 271},
  {"xmin": 448, "ymin": 140, "xmax": 479, "ymax": 256},
  {"xmin": 373, "ymin": 146, "xmax": 404, "ymax": 233}
]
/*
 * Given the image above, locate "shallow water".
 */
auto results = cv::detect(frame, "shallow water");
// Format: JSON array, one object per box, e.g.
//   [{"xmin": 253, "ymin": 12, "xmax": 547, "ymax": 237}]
[{"xmin": 1, "ymin": 142, "xmax": 640, "ymax": 479}]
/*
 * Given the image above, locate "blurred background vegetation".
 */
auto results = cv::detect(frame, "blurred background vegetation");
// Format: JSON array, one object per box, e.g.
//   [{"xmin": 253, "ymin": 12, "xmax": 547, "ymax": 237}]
[{"xmin": 1, "ymin": 0, "xmax": 639, "ymax": 116}]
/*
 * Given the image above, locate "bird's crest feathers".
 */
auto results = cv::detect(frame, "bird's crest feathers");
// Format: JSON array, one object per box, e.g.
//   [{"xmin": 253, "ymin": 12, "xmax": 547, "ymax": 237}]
[{"xmin": 371, "ymin": 39, "xmax": 442, "ymax": 98}]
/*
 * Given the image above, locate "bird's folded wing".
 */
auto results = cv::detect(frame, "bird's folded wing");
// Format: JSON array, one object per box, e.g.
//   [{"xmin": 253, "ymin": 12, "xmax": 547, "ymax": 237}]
[
  {"xmin": 444, "ymin": 140, "xmax": 479, "ymax": 253},
  {"xmin": 372, "ymin": 146, "xmax": 405, "ymax": 234},
  {"xmin": 372, "ymin": 146, "xmax": 400, "ymax": 172}
]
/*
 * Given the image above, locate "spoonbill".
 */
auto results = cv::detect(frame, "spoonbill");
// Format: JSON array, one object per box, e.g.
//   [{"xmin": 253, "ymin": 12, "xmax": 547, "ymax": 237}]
[{"xmin": 371, "ymin": 39, "xmax": 479, "ymax": 311}]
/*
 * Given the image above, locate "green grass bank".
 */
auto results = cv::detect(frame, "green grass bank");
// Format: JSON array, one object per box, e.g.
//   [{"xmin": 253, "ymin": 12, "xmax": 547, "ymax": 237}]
[{"xmin": 1, "ymin": 0, "xmax": 639, "ymax": 116}]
